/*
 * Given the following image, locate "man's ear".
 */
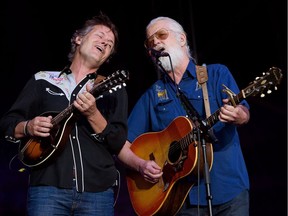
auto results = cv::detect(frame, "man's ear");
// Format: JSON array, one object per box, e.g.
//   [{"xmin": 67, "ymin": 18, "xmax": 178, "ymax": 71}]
[
  {"xmin": 75, "ymin": 36, "xmax": 82, "ymax": 45},
  {"xmin": 180, "ymin": 33, "xmax": 187, "ymax": 47}
]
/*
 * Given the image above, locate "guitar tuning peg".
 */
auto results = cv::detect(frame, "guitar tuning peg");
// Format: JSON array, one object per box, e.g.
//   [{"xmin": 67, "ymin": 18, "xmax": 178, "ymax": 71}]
[
  {"xmin": 109, "ymin": 90, "xmax": 113, "ymax": 93},
  {"xmin": 267, "ymin": 90, "xmax": 272, "ymax": 94},
  {"xmin": 260, "ymin": 93, "xmax": 265, "ymax": 98},
  {"xmin": 255, "ymin": 77, "xmax": 260, "ymax": 80},
  {"xmin": 274, "ymin": 86, "xmax": 278, "ymax": 90}
]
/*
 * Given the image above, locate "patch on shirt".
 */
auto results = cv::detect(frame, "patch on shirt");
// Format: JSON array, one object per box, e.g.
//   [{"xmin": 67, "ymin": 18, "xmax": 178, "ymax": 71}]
[
  {"xmin": 156, "ymin": 84, "xmax": 169, "ymax": 101},
  {"xmin": 36, "ymin": 71, "xmax": 66, "ymax": 85}
]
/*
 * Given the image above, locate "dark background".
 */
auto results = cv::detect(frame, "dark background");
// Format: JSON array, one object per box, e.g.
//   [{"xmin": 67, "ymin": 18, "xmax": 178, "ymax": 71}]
[{"xmin": 0, "ymin": 0, "xmax": 286, "ymax": 215}]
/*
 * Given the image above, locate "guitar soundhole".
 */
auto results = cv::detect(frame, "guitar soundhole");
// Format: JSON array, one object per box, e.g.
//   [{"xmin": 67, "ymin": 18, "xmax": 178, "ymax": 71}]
[{"xmin": 168, "ymin": 141, "xmax": 181, "ymax": 163}]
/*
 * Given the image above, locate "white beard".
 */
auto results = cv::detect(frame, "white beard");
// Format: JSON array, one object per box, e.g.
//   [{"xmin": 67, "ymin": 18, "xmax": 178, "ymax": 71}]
[{"xmin": 158, "ymin": 45, "xmax": 185, "ymax": 73}]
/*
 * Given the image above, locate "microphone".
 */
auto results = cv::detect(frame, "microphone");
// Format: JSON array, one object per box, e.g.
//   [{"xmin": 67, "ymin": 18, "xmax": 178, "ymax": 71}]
[{"xmin": 148, "ymin": 48, "xmax": 169, "ymax": 58}]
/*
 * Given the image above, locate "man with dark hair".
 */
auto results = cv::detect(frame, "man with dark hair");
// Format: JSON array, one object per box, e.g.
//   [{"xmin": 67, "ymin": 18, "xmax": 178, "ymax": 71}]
[{"xmin": 0, "ymin": 12, "xmax": 128, "ymax": 216}]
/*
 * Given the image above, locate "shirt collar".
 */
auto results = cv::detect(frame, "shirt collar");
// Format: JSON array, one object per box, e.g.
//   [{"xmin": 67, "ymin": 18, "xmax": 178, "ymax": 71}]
[
  {"xmin": 58, "ymin": 65, "xmax": 72, "ymax": 77},
  {"xmin": 186, "ymin": 60, "xmax": 197, "ymax": 78},
  {"xmin": 58, "ymin": 65, "xmax": 97, "ymax": 79},
  {"xmin": 162, "ymin": 59, "xmax": 196, "ymax": 83}
]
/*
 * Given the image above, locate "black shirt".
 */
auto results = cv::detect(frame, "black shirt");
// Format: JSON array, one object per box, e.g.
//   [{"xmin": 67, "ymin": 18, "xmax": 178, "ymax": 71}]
[{"xmin": 0, "ymin": 69, "xmax": 128, "ymax": 192}]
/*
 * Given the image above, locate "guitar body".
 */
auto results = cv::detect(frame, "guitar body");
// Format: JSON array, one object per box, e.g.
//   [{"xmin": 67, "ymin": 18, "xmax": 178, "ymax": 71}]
[
  {"xmin": 126, "ymin": 116, "xmax": 213, "ymax": 216},
  {"xmin": 18, "ymin": 111, "xmax": 76, "ymax": 167}
]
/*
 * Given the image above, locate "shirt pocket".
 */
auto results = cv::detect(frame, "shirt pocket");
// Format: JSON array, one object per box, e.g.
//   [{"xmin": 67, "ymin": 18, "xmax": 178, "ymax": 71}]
[{"xmin": 154, "ymin": 99, "xmax": 181, "ymax": 127}]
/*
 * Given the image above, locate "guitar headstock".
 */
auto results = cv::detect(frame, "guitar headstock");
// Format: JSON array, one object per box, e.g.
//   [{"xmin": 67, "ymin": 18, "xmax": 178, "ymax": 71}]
[
  {"xmin": 92, "ymin": 69, "xmax": 129, "ymax": 97},
  {"xmin": 243, "ymin": 66, "xmax": 283, "ymax": 98}
]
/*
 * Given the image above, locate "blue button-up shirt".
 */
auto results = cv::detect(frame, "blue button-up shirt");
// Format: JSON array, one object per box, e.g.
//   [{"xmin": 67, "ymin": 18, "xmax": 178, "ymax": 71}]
[{"xmin": 127, "ymin": 60, "xmax": 249, "ymax": 205}]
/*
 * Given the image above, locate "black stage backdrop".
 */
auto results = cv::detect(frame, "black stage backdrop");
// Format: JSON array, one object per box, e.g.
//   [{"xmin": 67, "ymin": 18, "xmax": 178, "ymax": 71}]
[{"xmin": 0, "ymin": 0, "xmax": 286, "ymax": 215}]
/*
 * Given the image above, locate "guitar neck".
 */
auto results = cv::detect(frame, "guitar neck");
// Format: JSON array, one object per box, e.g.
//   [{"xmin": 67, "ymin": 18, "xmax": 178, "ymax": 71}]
[
  {"xmin": 51, "ymin": 104, "xmax": 75, "ymax": 126},
  {"xmin": 205, "ymin": 67, "xmax": 283, "ymax": 128},
  {"xmin": 205, "ymin": 90, "xmax": 244, "ymax": 128},
  {"xmin": 178, "ymin": 91, "xmax": 246, "ymax": 149},
  {"xmin": 50, "ymin": 84, "xmax": 103, "ymax": 126}
]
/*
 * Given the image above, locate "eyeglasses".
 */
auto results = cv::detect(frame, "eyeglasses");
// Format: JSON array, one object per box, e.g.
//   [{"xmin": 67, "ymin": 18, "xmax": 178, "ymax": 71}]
[{"xmin": 144, "ymin": 28, "xmax": 170, "ymax": 48}]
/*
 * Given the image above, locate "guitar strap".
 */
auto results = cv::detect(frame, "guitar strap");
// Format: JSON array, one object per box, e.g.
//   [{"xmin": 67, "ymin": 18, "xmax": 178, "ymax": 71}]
[{"xmin": 195, "ymin": 65, "xmax": 211, "ymax": 117}]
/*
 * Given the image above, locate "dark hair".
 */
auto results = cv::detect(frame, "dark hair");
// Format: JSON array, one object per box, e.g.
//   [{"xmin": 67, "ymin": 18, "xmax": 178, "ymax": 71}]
[{"xmin": 68, "ymin": 11, "xmax": 119, "ymax": 62}]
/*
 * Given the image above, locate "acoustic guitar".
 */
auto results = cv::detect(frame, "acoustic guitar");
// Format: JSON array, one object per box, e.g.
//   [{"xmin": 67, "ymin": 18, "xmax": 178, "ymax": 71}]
[
  {"xmin": 126, "ymin": 67, "xmax": 282, "ymax": 216},
  {"xmin": 18, "ymin": 69, "xmax": 129, "ymax": 168}
]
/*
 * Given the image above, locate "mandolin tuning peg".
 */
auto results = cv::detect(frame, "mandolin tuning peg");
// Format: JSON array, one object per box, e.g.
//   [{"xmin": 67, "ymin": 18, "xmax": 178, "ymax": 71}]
[
  {"xmin": 109, "ymin": 90, "xmax": 113, "ymax": 93},
  {"xmin": 260, "ymin": 93, "xmax": 265, "ymax": 98},
  {"xmin": 274, "ymin": 86, "xmax": 278, "ymax": 90},
  {"xmin": 267, "ymin": 90, "xmax": 272, "ymax": 94}
]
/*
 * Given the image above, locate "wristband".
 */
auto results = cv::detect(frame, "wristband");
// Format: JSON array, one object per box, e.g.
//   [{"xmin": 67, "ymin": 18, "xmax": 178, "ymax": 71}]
[{"xmin": 23, "ymin": 120, "xmax": 30, "ymax": 136}]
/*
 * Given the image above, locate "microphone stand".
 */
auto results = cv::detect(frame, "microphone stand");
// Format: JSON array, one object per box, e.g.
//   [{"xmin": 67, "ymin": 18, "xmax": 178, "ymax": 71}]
[
  {"xmin": 176, "ymin": 89, "xmax": 213, "ymax": 216},
  {"xmin": 154, "ymin": 56, "xmax": 215, "ymax": 216}
]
